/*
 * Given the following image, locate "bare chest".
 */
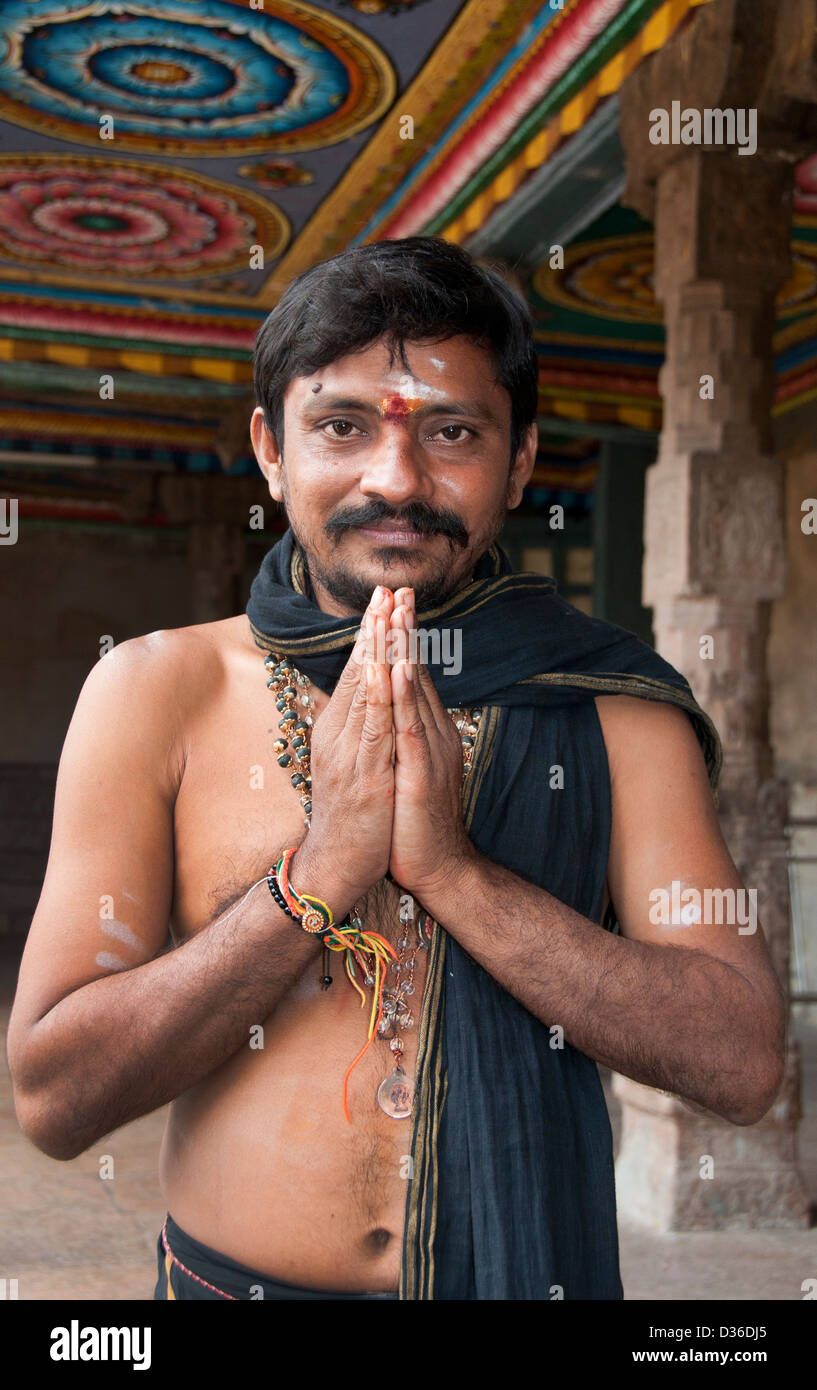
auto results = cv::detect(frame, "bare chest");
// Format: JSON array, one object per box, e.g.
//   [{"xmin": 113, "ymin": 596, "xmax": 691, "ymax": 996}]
[
  {"xmin": 168, "ymin": 656, "xmax": 431, "ymax": 1059},
  {"xmin": 170, "ymin": 659, "xmax": 327, "ymax": 939}
]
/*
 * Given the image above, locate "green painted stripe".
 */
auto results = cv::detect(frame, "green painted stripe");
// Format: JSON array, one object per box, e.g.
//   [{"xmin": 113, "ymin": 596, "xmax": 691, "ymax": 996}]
[
  {"xmin": 0, "ymin": 325, "xmax": 251, "ymax": 360},
  {"xmin": 424, "ymin": 0, "xmax": 669, "ymax": 235},
  {"xmin": 0, "ymin": 361, "xmax": 248, "ymax": 398}
]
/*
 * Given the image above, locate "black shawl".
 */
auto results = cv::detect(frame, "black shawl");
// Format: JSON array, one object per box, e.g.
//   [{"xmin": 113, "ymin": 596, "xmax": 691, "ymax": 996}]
[{"xmin": 246, "ymin": 529, "xmax": 721, "ymax": 1300}]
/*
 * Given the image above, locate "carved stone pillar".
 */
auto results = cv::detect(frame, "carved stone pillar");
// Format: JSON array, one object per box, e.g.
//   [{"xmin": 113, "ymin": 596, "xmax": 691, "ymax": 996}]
[
  {"xmin": 614, "ymin": 1, "xmax": 816, "ymax": 1228},
  {"xmin": 188, "ymin": 521, "xmax": 246, "ymax": 624}
]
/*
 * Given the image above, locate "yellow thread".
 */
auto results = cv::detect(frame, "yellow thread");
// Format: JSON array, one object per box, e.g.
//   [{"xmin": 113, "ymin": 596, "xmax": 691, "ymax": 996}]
[
  {"xmin": 345, "ymin": 954, "xmax": 367, "ymax": 1007},
  {"xmin": 164, "ymin": 1251, "xmax": 176, "ymax": 1301}
]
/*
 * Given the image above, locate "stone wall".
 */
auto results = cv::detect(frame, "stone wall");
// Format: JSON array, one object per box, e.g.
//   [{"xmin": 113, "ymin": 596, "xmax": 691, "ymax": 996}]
[
  {"xmin": 771, "ymin": 446, "xmax": 817, "ymax": 1001},
  {"xmin": 769, "ymin": 446, "xmax": 817, "ymax": 788},
  {"xmin": 0, "ymin": 523, "xmax": 263, "ymax": 937},
  {"xmin": 1, "ymin": 526, "xmax": 191, "ymax": 765}
]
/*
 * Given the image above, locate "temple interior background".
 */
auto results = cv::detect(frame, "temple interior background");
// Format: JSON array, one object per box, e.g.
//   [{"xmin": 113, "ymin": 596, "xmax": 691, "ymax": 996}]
[{"xmin": 0, "ymin": 0, "xmax": 815, "ymax": 1294}]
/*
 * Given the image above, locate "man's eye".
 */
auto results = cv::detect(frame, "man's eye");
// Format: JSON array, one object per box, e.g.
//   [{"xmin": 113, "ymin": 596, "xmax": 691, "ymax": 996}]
[
  {"xmin": 433, "ymin": 424, "xmax": 472, "ymax": 441},
  {"xmin": 323, "ymin": 419, "xmax": 360, "ymax": 437}
]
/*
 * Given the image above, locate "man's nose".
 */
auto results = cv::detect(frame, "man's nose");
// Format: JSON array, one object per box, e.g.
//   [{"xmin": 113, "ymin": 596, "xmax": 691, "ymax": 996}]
[{"xmin": 356, "ymin": 423, "xmax": 435, "ymax": 506}]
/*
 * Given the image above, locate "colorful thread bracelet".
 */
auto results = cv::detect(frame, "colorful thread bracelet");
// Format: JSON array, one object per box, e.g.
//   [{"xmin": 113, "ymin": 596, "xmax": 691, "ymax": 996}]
[
  {"xmin": 272, "ymin": 847, "xmax": 335, "ymax": 934},
  {"xmin": 266, "ymin": 864, "xmax": 331, "ymax": 936}
]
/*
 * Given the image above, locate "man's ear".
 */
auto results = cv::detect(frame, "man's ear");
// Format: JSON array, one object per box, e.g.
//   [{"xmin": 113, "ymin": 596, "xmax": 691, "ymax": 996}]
[
  {"xmin": 506, "ymin": 421, "xmax": 538, "ymax": 509},
  {"xmin": 250, "ymin": 405, "xmax": 283, "ymax": 502}
]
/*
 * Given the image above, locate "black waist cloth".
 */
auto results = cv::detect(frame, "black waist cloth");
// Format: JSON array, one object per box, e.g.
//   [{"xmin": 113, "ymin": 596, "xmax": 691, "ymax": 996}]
[{"xmin": 154, "ymin": 1213, "xmax": 399, "ymax": 1301}]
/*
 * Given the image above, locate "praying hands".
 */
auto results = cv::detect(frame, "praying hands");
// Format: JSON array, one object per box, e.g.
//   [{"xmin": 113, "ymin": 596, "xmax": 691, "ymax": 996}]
[
  {"xmin": 287, "ymin": 584, "xmax": 478, "ymax": 920},
  {"xmin": 386, "ymin": 586, "xmax": 478, "ymax": 901}
]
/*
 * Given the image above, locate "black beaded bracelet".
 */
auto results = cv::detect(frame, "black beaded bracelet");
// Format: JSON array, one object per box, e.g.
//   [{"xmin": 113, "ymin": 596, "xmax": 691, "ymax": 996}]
[
  {"xmin": 266, "ymin": 865, "xmax": 296, "ymax": 917},
  {"xmin": 266, "ymin": 864, "xmax": 340, "ymax": 940}
]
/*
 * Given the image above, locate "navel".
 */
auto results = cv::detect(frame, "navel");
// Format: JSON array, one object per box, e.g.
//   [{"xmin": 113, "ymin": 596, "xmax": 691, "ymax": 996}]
[{"xmin": 365, "ymin": 1227, "xmax": 393, "ymax": 1255}]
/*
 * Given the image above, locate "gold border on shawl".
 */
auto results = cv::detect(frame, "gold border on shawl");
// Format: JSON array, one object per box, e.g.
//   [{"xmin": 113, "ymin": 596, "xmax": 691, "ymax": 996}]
[
  {"xmin": 249, "ymin": 541, "xmax": 551, "ymax": 660},
  {"xmin": 425, "ymin": 1064, "xmax": 448, "ymax": 1292},
  {"xmin": 249, "ymin": 617, "xmax": 359, "ymax": 655},
  {"xmin": 400, "ymin": 916, "xmax": 445, "ymax": 1299},
  {"xmin": 418, "ymin": 958, "xmax": 447, "ymax": 1298},
  {"xmin": 248, "ymin": 575, "xmax": 553, "ymax": 658},
  {"xmin": 415, "ymin": 575, "xmax": 553, "ymax": 629},
  {"xmin": 463, "ymin": 705, "xmax": 502, "ymax": 823},
  {"xmin": 519, "ymin": 671, "xmax": 723, "ymax": 796},
  {"xmin": 400, "ymin": 697, "xmax": 499, "ymax": 1299},
  {"xmin": 292, "ymin": 544, "xmax": 307, "ymax": 597}
]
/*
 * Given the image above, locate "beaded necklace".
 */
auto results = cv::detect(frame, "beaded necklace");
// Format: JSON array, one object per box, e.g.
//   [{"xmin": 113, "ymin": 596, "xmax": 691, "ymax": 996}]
[{"xmin": 264, "ymin": 650, "xmax": 481, "ymax": 1119}]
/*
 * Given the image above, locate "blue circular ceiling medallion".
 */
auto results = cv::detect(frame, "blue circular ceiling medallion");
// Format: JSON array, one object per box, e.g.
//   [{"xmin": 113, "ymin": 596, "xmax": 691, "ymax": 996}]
[
  {"xmin": 85, "ymin": 43, "xmax": 242, "ymax": 106},
  {"xmin": 0, "ymin": 0, "xmax": 395, "ymax": 154}
]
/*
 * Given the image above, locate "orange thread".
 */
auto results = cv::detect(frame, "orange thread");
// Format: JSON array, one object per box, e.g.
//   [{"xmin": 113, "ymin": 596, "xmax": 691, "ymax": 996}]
[
  {"xmin": 342, "ymin": 958, "xmax": 388, "ymax": 1124},
  {"xmin": 278, "ymin": 847, "xmax": 302, "ymax": 916}
]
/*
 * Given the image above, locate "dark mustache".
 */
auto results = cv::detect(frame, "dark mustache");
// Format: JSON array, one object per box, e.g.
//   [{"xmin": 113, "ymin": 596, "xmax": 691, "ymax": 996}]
[{"xmin": 324, "ymin": 501, "xmax": 468, "ymax": 547}]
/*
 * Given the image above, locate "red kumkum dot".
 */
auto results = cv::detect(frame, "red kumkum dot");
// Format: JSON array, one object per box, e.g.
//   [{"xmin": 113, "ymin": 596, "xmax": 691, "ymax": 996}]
[{"xmin": 379, "ymin": 394, "xmax": 425, "ymax": 419}]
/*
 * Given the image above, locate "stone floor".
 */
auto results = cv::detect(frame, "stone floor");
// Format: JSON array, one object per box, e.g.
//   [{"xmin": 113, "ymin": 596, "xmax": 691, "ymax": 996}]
[{"xmin": 1, "ymin": 937, "xmax": 814, "ymax": 1301}]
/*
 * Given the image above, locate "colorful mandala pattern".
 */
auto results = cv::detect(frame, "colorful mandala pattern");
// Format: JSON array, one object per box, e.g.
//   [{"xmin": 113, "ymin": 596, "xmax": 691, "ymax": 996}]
[
  {"xmin": 239, "ymin": 158, "xmax": 314, "ymax": 188},
  {"xmin": 337, "ymin": 0, "xmax": 432, "ymax": 12},
  {"xmin": 534, "ymin": 228, "xmax": 817, "ymax": 324},
  {"xmin": 0, "ymin": 0, "xmax": 395, "ymax": 155},
  {"xmin": 0, "ymin": 157, "xmax": 290, "ymax": 277},
  {"xmin": 534, "ymin": 236, "xmax": 660, "ymax": 324}
]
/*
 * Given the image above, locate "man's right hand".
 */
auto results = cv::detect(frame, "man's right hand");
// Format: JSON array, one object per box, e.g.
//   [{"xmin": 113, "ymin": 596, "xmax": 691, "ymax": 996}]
[{"xmin": 288, "ymin": 585, "xmax": 395, "ymax": 921}]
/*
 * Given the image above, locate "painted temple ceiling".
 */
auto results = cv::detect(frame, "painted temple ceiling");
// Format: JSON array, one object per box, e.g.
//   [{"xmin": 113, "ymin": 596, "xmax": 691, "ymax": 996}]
[{"xmin": 0, "ymin": 0, "xmax": 814, "ymax": 526}]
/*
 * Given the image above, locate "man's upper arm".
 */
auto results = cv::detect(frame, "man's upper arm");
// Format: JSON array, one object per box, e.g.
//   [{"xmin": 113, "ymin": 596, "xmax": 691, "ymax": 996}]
[
  {"xmin": 594, "ymin": 694, "xmax": 782, "ymax": 1014},
  {"xmin": 7, "ymin": 633, "xmax": 185, "ymax": 1075}
]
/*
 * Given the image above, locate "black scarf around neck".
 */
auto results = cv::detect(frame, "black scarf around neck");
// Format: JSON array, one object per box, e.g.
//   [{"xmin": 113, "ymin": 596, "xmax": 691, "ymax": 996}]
[{"xmin": 246, "ymin": 527, "xmax": 721, "ymax": 1299}]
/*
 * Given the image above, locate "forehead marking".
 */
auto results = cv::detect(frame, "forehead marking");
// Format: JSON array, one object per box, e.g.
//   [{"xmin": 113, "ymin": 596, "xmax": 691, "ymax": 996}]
[{"xmin": 379, "ymin": 394, "xmax": 426, "ymax": 418}]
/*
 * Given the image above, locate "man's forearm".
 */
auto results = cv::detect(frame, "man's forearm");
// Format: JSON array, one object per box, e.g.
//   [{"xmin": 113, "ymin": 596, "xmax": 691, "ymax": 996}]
[
  {"xmin": 421, "ymin": 852, "xmax": 784, "ymax": 1125},
  {"xmin": 10, "ymin": 879, "xmax": 321, "ymax": 1160}
]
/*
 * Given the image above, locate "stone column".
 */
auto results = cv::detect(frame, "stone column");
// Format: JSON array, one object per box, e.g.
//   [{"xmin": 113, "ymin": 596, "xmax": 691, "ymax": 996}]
[{"xmin": 613, "ymin": 1, "xmax": 817, "ymax": 1227}]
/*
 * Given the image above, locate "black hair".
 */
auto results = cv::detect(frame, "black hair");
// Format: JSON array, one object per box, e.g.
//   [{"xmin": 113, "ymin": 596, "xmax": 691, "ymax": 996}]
[{"xmin": 253, "ymin": 235, "xmax": 539, "ymax": 465}]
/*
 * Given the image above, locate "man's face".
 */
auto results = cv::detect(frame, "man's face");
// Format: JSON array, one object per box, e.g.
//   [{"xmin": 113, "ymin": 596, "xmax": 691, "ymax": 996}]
[{"xmin": 250, "ymin": 334, "xmax": 537, "ymax": 616}]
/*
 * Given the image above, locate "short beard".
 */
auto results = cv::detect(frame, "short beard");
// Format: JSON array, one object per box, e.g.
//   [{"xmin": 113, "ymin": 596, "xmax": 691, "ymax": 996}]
[
  {"xmin": 299, "ymin": 538, "xmax": 468, "ymax": 612},
  {"xmin": 279, "ymin": 464, "xmax": 509, "ymax": 613}
]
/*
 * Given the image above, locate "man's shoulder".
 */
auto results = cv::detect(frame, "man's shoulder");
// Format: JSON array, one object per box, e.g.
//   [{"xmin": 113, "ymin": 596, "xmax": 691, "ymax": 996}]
[
  {"xmin": 593, "ymin": 692, "xmax": 704, "ymax": 780},
  {"xmin": 103, "ymin": 614, "xmax": 247, "ymax": 668},
  {"xmin": 80, "ymin": 615, "xmax": 252, "ymax": 717},
  {"xmin": 61, "ymin": 616, "xmax": 257, "ymax": 797}
]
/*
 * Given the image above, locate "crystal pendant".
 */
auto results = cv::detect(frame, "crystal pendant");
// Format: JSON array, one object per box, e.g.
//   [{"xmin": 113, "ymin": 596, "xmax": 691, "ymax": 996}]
[{"xmin": 377, "ymin": 1066, "xmax": 414, "ymax": 1119}]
